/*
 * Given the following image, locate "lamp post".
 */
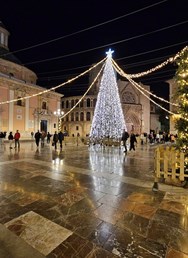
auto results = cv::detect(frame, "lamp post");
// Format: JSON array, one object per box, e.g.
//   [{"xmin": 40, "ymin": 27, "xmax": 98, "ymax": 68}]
[{"xmin": 54, "ymin": 109, "xmax": 64, "ymax": 131}]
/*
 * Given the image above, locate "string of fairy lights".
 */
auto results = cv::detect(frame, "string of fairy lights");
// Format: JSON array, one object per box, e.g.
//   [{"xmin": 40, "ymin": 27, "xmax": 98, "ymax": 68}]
[
  {"xmin": 112, "ymin": 61, "xmax": 176, "ymax": 115},
  {"xmin": 112, "ymin": 59, "xmax": 178, "ymax": 110},
  {"xmin": 0, "ymin": 57, "xmax": 106, "ymax": 105},
  {"xmin": 0, "ymin": 45, "xmax": 187, "ymax": 121},
  {"xmin": 128, "ymin": 46, "xmax": 188, "ymax": 78},
  {"xmin": 60, "ymin": 62, "xmax": 105, "ymax": 119},
  {"xmin": 112, "ymin": 59, "xmax": 179, "ymax": 107},
  {"xmin": 111, "ymin": 46, "xmax": 188, "ymax": 122}
]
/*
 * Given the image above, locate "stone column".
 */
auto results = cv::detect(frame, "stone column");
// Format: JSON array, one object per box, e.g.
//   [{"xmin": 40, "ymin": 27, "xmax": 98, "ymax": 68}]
[
  {"xmin": 9, "ymin": 90, "xmax": 14, "ymax": 131},
  {"xmin": 25, "ymin": 97, "xmax": 29, "ymax": 132}
]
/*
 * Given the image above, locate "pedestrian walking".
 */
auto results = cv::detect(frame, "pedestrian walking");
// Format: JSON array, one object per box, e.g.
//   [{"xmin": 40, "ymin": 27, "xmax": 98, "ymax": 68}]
[
  {"xmin": 14, "ymin": 130, "xmax": 21, "ymax": 149},
  {"xmin": 129, "ymin": 133, "xmax": 137, "ymax": 151},
  {"xmin": 0, "ymin": 132, "xmax": 4, "ymax": 146},
  {"xmin": 34, "ymin": 130, "xmax": 41, "ymax": 148},
  {"xmin": 121, "ymin": 129, "xmax": 129, "ymax": 153},
  {"xmin": 52, "ymin": 131, "xmax": 59, "ymax": 150},
  {"xmin": 41, "ymin": 131, "xmax": 46, "ymax": 147},
  {"xmin": 58, "ymin": 131, "xmax": 64, "ymax": 150},
  {"xmin": 47, "ymin": 132, "xmax": 52, "ymax": 143},
  {"xmin": 8, "ymin": 131, "xmax": 14, "ymax": 149}
]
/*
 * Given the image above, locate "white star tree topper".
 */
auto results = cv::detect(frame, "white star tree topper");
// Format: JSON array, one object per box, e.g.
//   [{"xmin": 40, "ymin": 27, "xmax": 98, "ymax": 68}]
[{"xmin": 90, "ymin": 49, "xmax": 127, "ymax": 143}]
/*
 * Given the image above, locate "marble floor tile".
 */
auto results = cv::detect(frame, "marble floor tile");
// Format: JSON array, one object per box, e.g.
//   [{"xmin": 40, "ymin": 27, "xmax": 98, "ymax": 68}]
[
  {"xmin": 104, "ymin": 226, "xmax": 166, "ymax": 257},
  {"xmin": 5, "ymin": 211, "xmax": 72, "ymax": 256},
  {"xmin": 94, "ymin": 204, "xmax": 124, "ymax": 225},
  {"xmin": 0, "ymin": 142, "xmax": 188, "ymax": 257},
  {"xmin": 132, "ymin": 203, "xmax": 157, "ymax": 219},
  {"xmin": 0, "ymin": 223, "xmax": 45, "ymax": 258},
  {"xmin": 166, "ymin": 248, "xmax": 188, "ymax": 258},
  {"xmin": 160, "ymin": 200, "xmax": 188, "ymax": 215}
]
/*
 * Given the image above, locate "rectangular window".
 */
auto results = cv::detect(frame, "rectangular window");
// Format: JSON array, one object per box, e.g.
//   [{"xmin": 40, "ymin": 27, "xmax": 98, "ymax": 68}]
[
  {"xmin": 76, "ymin": 126, "xmax": 79, "ymax": 130},
  {"xmin": 42, "ymin": 101, "xmax": 47, "ymax": 109}
]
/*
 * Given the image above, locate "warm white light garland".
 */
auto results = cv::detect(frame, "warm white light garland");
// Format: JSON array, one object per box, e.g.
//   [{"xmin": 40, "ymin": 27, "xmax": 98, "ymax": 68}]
[
  {"xmin": 112, "ymin": 59, "xmax": 179, "ymax": 107},
  {"xmin": 128, "ymin": 46, "xmax": 188, "ymax": 78},
  {"xmin": 113, "ymin": 60, "xmax": 188, "ymax": 123},
  {"xmin": 0, "ymin": 57, "xmax": 106, "ymax": 105},
  {"xmin": 113, "ymin": 61, "xmax": 176, "ymax": 115},
  {"xmin": 60, "ymin": 62, "xmax": 105, "ymax": 119}
]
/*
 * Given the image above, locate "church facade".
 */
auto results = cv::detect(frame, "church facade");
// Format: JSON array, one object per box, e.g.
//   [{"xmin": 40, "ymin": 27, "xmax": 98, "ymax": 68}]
[
  {"xmin": 61, "ymin": 78, "xmax": 160, "ymax": 138},
  {"xmin": 0, "ymin": 22, "xmax": 63, "ymax": 137},
  {"xmin": 0, "ymin": 21, "xmax": 163, "ymax": 138}
]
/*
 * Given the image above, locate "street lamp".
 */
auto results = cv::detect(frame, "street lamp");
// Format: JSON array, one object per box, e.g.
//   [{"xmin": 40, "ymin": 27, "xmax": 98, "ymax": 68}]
[{"xmin": 54, "ymin": 109, "xmax": 64, "ymax": 131}]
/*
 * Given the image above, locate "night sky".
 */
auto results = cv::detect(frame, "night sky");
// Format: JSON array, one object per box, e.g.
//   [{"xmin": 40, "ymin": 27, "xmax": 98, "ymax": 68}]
[{"xmin": 1, "ymin": 0, "xmax": 188, "ymax": 99}]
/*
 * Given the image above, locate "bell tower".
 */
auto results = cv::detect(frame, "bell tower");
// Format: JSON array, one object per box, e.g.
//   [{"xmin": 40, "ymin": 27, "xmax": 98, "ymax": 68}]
[{"xmin": 0, "ymin": 21, "xmax": 10, "ymax": 50}]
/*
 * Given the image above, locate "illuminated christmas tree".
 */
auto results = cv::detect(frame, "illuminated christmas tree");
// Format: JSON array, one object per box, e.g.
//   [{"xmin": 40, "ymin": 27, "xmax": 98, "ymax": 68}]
[
  {"xmin": 90, "ymin": 49, "xmax": 126, "ymax": 143},
  {"xmin": 174, "ymin": 47, "xmax": 188, "ymax": 153}
]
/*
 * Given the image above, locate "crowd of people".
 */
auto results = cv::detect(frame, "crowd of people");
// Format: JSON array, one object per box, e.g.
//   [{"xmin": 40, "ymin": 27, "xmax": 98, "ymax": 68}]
[
  {"xmin": 121, "ymin": 130, "xmax": 178, "ymax": 155},
  {"xmin": 0, "ymin": 130, "xmax": 65, "ymax": 151},
  {"xmin": 1, "ymin": 129, "xmax": 178, "ymax": 153},
  {"xmin": 34, "ymin": 130, "xmax": 65, "ymax": 150},
  {"xmin": 0, "ymin": 130, "xmax": 20, "ymax": 149}
]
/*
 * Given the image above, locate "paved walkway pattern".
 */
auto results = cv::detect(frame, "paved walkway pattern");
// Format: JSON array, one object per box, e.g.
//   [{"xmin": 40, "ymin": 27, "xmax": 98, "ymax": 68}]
[{"xmin": 0, "ymin": 141, "xmax": 188, "ymax": 257}]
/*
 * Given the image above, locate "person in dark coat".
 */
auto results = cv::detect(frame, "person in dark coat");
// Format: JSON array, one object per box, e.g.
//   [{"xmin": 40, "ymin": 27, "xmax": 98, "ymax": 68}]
[
  {"xmin": 58, "ymin": 131, "xmax": 64, "ymax": 150},
  {"xmin": 35, "ymin": 130, "xmax": 41, "ymax": 148},
  {"xmin": 8, "ymin": 132, "xmax": 14, "ymax": 149},
  {"xmin": 47, "ymin": 132, "xmax": 52, "ymax": 143},
  {"xmin": 129, "ymin": 133, "xmax": 137, "ymax": 151},
  {"xmin": 121, "ymin": 129, "xmax": 129, "ymax": 153},
  {"xmin": 53, "ymin": 131, "xmax": 59, "ymax": 150}
]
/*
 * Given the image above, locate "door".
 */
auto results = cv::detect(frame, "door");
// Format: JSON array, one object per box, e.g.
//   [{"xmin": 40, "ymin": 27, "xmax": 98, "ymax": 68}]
[{"xmin": 41, "ymin": 120, "xmax": 47, "ymax": 133}]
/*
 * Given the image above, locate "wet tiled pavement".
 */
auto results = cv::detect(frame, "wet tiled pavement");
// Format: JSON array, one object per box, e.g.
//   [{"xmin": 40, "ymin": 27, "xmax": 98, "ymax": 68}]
[{"xmin": 0, "ymin": 141, "xmax": 188, "ymax": 257}]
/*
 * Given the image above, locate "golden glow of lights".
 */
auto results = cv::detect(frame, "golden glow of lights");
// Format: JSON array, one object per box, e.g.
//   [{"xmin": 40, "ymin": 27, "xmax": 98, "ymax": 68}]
[
  {"xmin": 0, "ymin": 57, "xmax": 106, "ymax": 105},
  {"xmin": 128, "ymin": 46, "xmax": 188, "ymax": 78}
]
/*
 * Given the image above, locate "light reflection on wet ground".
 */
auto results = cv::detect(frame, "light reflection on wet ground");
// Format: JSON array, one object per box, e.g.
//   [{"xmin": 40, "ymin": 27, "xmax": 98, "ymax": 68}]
[{"xmin": 0, "ymin": 141, "xmax": 188, "ymax": 257}]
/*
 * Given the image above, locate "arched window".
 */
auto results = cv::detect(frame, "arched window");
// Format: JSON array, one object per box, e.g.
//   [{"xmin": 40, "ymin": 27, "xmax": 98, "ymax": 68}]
[
  {"xmin": 71, "ymin": 112, "xmax": 74, "ymax": 121},
  {"xmin": 80, "ymin": 112, "xmax": 84, "ymax": 121},
  {"xmin": 66, "ymin": 100, "xmax": 69, "ymax": 108},
  {"xmin": 71, "ymin": 99, "xmax": 74, "ymax": 108},
  {"xmin": 75, "ymin": 112, "xmax": 79, "ymax": 121},
  {"xmin": 75, "ymin": 99, "xmax": 79, "ymax": 107},
  {"xmin": 122, "ymin": 92, "xmax": 136, "ymax": 103},
  {"xmin": 80, "ymin": 100, "xmax": 84, "ymax": 108},
  {"xmin": 86, "ymin": 98, "xmax": 91, "ymax": 107},
  {"xmin": 86, "ymin": 112, "xmax": 90, "ymax": 121}
]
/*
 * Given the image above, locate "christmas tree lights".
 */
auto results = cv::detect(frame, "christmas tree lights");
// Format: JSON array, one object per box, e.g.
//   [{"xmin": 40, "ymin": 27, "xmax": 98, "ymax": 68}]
[
  {"xmin": 174, "ymin": 48, "xmax": 188, "ymax": 153},
  {"xmin": 89, "ymin": 49, "xmax": 126, "ymax": 143}
]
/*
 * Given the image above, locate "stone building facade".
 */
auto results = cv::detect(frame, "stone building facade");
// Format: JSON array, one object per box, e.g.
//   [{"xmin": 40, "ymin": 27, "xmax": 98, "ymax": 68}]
[
  {"xmin": 0, "ymin": 22, "xmax": 63, "ymax": 137},
  {"xmin": 61, "ymin": 79, "xmax": 153, "ymax": 137}
]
